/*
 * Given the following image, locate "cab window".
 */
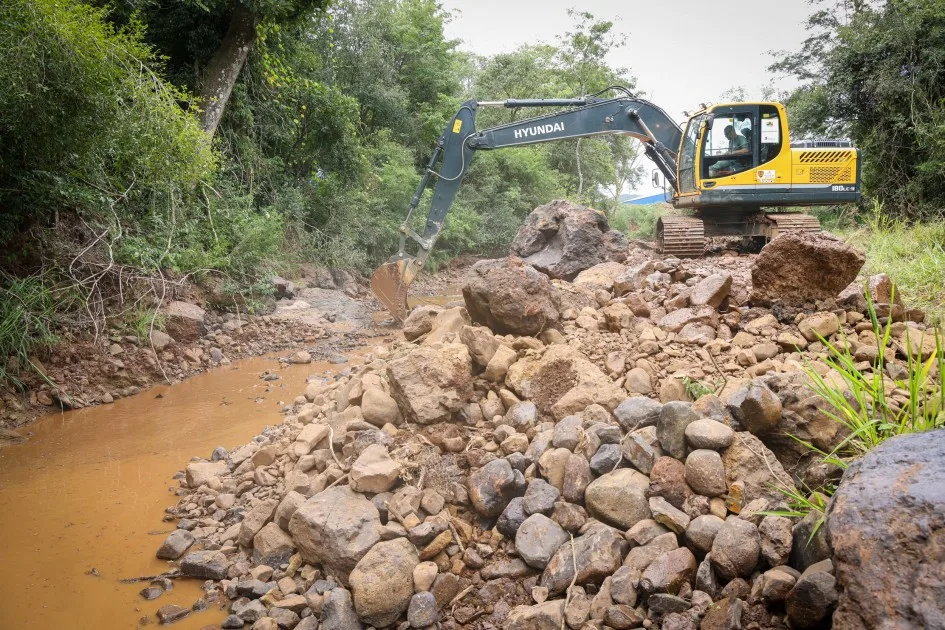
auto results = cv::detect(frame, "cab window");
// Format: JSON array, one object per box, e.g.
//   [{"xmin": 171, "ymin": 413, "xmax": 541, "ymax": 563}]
[
  {"xmin": 678, "ymin": 114, "xmax": 704, "ymax": 193},
  {"xmin": 702, "ymin": 112, "xmax": 753, "ymax": 178},
  {"xmin": 759, "ymin": 105, "xmax": 783, "ymax": 164}
]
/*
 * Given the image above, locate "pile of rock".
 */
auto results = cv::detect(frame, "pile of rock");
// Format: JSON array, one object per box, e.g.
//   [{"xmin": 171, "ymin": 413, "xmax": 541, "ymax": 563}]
[{"xmin": 153, "ymin": 222, "xmax": 942, "ymax": 629}]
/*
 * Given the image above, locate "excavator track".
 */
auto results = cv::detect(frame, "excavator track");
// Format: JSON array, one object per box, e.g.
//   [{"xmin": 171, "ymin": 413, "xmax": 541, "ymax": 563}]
[
  {"xmin": 766, "ymin": 212, "xmax": 822, "ymax": 237},
  {"xmin": 657, "ymin": 216, "xmax": 705, "ymax": 258}
]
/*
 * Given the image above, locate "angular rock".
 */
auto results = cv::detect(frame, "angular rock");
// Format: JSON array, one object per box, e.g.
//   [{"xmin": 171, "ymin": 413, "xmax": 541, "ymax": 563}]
[
  {"xmin": 622, "ymin": 426, "xmax": 664, "ymax": 475},
  {"xmin": 658, "ymin": 306, "xmax": 719, "ymax": 333},
  {"xmin": 758, "ymin": 515, "xmax": 793, "ymax": 567},
  {"xmin": 751, "ymin": 231, "xmax": 865, "ymax": 303},
  {"xmin": 321, "ymin": 588, "xmax": 362, "ymax": 630},
  {"xmin": 510, "ymin": 200, "xmax": 624, "ymax": 280},
  {"xmin": 288, "ymin": 487, "xmax": 381, "ymax": 577},
  {"xmin": 505, "ymin": 600, "xmax": 566, "ymax": 630},
  {"xmin": 523, "ymin": 478, "xmax": 560, "ymax": 516},
  {"xmin": 690, "ymin": 273, "xmax": 732, "ymax": 308},
  {"xmin": 515, "ymin": 514, "xmax": 570, "ymax": 569},
  {"xmin": 349, "ymin": 538, "xmax": 418, "ymax": 627},
  {"xmin": 156, "ymin": 529, "xmax": 195, "ymax": 560},
  {"xmin": 574, "ymin": 261, "xmax": 627, "ymax": 291},
  {"xmin": 721, "ymin": 432, "xmax": 795, "ymax": 506},
  {"xmin": 656, "ymin": 401, "xmax": 699, "ymax": 459},
  {"xmin": 640, "ymin": 547, "xmax": 697, "ymax": 596},
  {"xmin": 185, "ymin": 460, "xmax": 228, "ymax": 489},
  {"xmin": 180, "ymin": 550, "xmax": 229, "ymax": 580},
  {"xmin": 403, "ymin": 305, "xmax": 442, "ymax": 341},
  {"xmin": 349, "ymin": 444, "xmax": 402, "ymax": 494},
  {"xmin": 164, "ymin": 301, "xmax": 207, "ymax": 342},
  {"xmin": 467, "ymin": 457, "xmax": 526, "ymax": 518},
  {"xmin": 590, "ymin": 443, "xmax": 622, "ymax": 475},
  {"xmin": 239, "ymin": 499, "xmax": 278, "ymax": 548},
  {"xmin": 253, "ymin": 522, "xmax": 295, "ymax": 566},
  {"xmin": 497, "ymin": 497, "xmax": 528, "ymax": 539},
  {"xmin": 540, "ymin": 523, "xmax": 628, "ymax": 595},
  {"xmin": 727, "ymin": 380, "xmax": 782, "ymax": 435},
  {"xmin": 614, "ymin": 397, "xmax": 663, "ymax": 432},
  {"xmin": 787, "ymin": 570, "xmax": 838, "ymax": 629},
  {"xmin": 462, "ymin": 258, "xmax": 561, "ymax": 335},
  {"xmin": 649, "ymin": 496, "xmax": 691, "ymax": 534},
  {"xmin": 506, "ymin": 344, "xmax": 623, "ymax": 419},
  {"xmin": 407, "ymin": 591, "xmax": 439, "ymax": 627},
  {"xmin": 386, "ymin": 342, "xmax": 472, "ymax": 425}
]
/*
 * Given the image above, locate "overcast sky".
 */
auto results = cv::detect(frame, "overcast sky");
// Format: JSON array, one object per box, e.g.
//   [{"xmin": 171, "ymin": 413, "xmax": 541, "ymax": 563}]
[{"xmin": 440, "ymin": 0, "xmax": 814, "ymax": 130}]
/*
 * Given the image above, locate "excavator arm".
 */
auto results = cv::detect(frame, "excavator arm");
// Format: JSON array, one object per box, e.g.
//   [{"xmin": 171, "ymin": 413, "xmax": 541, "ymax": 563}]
[{"xmin": 371, "ymin": 91, "xmax": 683, "ymax": 320}]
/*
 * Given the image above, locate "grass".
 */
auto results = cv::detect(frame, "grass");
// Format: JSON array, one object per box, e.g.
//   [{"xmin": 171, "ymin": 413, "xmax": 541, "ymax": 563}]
[
  {"xmin": 123, "ymin": 302, "xmax": 165, "ymax": 343},
  {"xmin": 840, "ymin": 214, "xmax": 945, "ymax": 324},
  {"xmin": 763, "ymin": 291, "xmax": 944, "ymax": 529},
  {"xmin": 800, "ymin": 291, "xmax": 944, "ymax": 470},
  {"xmin": 0, "ymin": 271, "xmax": 77, "ymax": 388}
]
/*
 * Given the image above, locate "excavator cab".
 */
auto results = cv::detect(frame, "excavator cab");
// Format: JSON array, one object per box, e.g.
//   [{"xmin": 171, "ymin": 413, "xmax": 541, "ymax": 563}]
[{"xmin": 659, "ymin": 102, "xmax": 860, "ymax": 256}]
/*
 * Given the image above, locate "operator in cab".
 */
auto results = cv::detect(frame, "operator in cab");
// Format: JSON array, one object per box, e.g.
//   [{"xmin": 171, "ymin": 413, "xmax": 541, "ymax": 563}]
[{"xmin": 708, "ymin": 124, "xmax": 750, "ymax": 177}]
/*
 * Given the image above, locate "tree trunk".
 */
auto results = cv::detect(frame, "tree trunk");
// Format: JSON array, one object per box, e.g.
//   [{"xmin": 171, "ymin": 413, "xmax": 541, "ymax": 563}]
[{"xmin": 198, "ymin": 3, "xmax": 258, "ymax": 139}]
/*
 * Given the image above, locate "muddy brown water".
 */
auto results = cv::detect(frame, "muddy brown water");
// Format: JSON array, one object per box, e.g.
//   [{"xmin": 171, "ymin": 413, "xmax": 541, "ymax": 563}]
[{"xmin": 0, "ymin": 347, "xmax": 377, "ymax": 629}]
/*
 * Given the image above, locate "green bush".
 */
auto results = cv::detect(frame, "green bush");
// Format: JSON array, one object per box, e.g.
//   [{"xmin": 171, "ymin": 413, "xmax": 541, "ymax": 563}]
[
  {"xmin": 0, "ymin": 0, "xmax": 215, "ymax": 250},
  {"xmin": 610, "ymin": 203, "xmax": 669, "ymax": 239}
]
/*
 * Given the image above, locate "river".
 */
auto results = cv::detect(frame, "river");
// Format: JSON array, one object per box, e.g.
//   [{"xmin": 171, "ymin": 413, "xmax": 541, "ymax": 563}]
[{"xmin": 0, "ymin": 348, "xmax": 373, "ymax": 628}]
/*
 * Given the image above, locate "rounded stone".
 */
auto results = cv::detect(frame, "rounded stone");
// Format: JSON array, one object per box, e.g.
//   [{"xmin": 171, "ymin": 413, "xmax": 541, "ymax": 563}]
[
  {"xmin": 711, "ymin": 517, "xmax": 761, "ymax": 580},
  {"xmin": 685, "ymin": 450, "xmax": 727, "ymax": 497},
  {"xmin": 684, "ymin": 514, "xmax": 725, "ymax": 554},
  {"xmin": 684, "ymin": 419, "xmax": 735, "ymax": 450}
]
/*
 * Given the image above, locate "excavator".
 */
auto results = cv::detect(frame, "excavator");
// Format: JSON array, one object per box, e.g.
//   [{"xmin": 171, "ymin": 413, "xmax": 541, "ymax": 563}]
[{"xmin": 371, "ymin": 87, "xmax": 861, "ymax": 320}]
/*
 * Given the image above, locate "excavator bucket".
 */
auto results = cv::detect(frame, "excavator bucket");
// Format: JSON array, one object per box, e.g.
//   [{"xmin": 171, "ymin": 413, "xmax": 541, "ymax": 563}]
[{"xmin": 370, "ymin": 256, "xmax": 418, "ymax": 322}]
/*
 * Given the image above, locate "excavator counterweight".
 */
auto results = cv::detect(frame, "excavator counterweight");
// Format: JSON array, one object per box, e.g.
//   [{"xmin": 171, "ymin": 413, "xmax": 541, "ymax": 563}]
[{"xmin": 370, "ymin": 89, "xmax": 861, "ymax": 320}]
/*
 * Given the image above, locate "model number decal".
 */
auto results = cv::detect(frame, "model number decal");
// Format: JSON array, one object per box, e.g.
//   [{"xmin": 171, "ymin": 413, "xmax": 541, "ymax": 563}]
[{"xmin": 831, "ymin": 185, "xmax": 856, "ymax": 192}]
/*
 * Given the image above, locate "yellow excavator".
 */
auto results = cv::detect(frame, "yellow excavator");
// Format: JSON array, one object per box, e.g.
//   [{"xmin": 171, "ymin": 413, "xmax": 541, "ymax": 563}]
[{"xmin": 371, "ymin": 87, "xmax": 861, "ymax": 320}]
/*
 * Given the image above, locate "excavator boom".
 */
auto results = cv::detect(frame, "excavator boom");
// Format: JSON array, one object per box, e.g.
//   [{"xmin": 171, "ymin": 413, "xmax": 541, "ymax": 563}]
[{"xmin": 371, "ymin": 91, "xmax": 683, "ymax": 320}]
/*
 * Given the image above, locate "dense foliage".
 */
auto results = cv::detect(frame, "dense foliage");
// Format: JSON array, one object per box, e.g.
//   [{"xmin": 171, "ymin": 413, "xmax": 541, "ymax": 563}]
[{"xmin": 773, "ymin": 0, "xmax": 945, "ymax": 218}]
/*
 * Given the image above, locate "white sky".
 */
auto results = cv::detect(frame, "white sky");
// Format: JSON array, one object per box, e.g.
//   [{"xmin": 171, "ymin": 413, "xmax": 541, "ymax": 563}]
[{"xmin": 440, "ymin": 0, "xmax": 814, "ymax": 194}]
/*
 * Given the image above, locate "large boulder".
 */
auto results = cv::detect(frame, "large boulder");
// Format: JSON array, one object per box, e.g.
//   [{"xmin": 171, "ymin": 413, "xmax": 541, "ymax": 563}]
[
  {"xmin": 164, "ymin": 301, "xmax": 207, "ymax": 342},
  {"xmin": 349, "ymin": 538, "xmax": 419, "ymax": 627},
  {"xmin": 510, "ymin": 200, "xmax": 627, "ymax": 280},
  {"xmin": 750, "ymin": 231, "xmax": 865, "ymax": 304},
  {"xmin": 506, "ymin": 344, "xmax": 624, "ymax": 419},
  {"xmin": 827, "ymin": 430, "xmax": 945, "ymax": 629},
  {"xmin": 386, "ymin": 342, "xmax": 472, "ymax": 425},
  {"xmin": 288, "ymin": 487, "xmax": 382, "ymax": 579},
  {"xmin": 462, "ymin": 258, "xmax": 562, "ymax": 336}
]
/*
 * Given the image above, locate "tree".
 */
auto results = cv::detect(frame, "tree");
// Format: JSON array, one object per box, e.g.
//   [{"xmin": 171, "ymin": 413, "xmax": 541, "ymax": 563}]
[
  {"xmin": 772, "ymin": 0, "xmax": 945, "ymax": 216},
  {"xmin": 554, "ymin": 10, "xmax": 633, "ymax": 198}
]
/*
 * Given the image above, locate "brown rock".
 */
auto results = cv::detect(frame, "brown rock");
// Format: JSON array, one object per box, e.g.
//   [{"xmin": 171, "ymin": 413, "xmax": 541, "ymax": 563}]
[
  {"xmin": 386, "ymin": 342, "xmax": 472, "ymax": 425},
  {"xmin": 750, "ymin": 231, "xmax": 865, "ymax": 304},
  {"xmin": 827, "ymin": 430, "xmax": 945, "ymax": 630},
  {"xmin": 163, "ymin": 301, "xmax": 207, "ymax": 342},
  {"xmin": 462, "ymin": 257, "xmax": 562, "ymax": 335},
  {"xmin": 403, "ymin": 305, "xmax": 442, "ymax": 341}
]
